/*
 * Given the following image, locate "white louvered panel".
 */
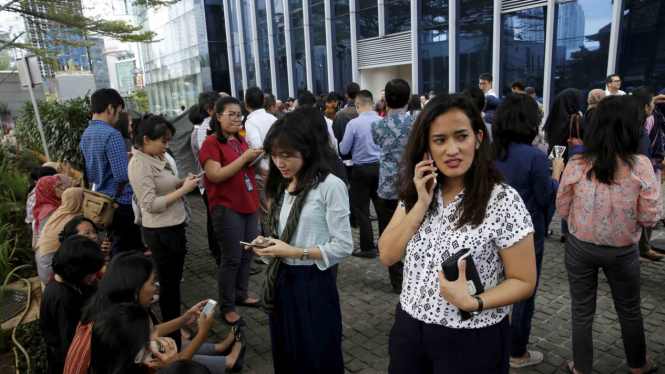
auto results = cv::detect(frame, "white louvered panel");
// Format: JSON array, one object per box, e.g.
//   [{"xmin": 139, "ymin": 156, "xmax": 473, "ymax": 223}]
[
  {"xmin": 357, "ymin": 31, "xmax": 412, "ymax": 69},
  {"xmin": 501, "ymin": 0, "xmax": 548, "ymax": 13}
]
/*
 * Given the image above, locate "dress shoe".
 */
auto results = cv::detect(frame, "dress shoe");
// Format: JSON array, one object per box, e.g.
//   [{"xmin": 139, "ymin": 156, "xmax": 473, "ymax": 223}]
[
  {"xmin": 249, "ymin": 266, "xmax": 262, "ymax": 275},
  {"xmin": 352, "ymin": 249, "xmax": 377, "ymax": 258},
  {"xmin": 642, "ymin": 249, "xmax": 665, "ymax": 261}
]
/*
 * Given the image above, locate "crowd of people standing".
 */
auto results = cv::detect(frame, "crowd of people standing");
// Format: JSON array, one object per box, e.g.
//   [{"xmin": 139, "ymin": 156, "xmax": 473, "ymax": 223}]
[{"xmin": 22, "ymin": 69, "xmax": 665, "ymax": 374}]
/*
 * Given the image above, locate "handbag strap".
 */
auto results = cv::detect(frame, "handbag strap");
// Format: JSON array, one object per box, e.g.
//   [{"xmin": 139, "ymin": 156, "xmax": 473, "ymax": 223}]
[
  {"xmin": 82, "ymin": 152, "xmax": 127, "ymax": 202},
  {"xmin": 568, "ymin": 114, "xmax": 580, "ymax": 140}
]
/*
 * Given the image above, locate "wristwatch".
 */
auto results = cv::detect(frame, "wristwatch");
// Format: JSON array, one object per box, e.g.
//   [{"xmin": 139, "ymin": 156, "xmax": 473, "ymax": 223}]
[
  {"xmin": 300, "ymin": 247, "xmax": 309, "ymax": 261},
  {"xmin": 470, "ymin": 295, "xmax": 484, "ymax": 316}
]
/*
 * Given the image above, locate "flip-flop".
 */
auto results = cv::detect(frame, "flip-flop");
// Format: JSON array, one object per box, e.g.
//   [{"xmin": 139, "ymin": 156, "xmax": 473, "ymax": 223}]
[
  {"xmin": 628, "ymin": 357, "xmax": 658, "ymax": 374},
  {"xmin": 566, "ymin": 361, "xmax": 575, "ymax": 374}
]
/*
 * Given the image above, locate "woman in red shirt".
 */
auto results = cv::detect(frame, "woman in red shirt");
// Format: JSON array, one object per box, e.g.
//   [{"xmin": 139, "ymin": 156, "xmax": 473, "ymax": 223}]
[{"xmin": 199, "ymin": 96, "xmax": 263, "ymax": 326}]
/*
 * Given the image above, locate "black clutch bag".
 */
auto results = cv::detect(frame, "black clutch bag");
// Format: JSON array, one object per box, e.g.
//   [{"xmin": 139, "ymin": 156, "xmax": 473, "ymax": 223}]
[{"xmin": 441, "ymin": 248, "xmax": 485, "ymax": 320}]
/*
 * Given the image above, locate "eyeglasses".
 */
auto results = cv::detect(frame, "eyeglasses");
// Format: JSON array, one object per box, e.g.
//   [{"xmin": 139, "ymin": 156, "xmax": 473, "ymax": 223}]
[
  {"xmin": 220, "ymin": 113, "xmax": 244, "ymax": 121},
  {"xmin": 612, "ymin": 80, "xmax": 622, "ymax": 83}
]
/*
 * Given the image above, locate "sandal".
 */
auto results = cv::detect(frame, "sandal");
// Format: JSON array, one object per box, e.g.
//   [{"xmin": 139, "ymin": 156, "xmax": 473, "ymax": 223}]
[
  {"xmin": 220, "ymin": 326, "xmax": 240, "ymax": 356},
  {"xmin": 231, "ymin": 328, "xmax": 246, "ymax": 373},
  {"xmin": 566, "ymin": 361, "xmax": 577, "ymax": 374},
  {"xmin": 547, "ymin": 230, "xmax": 553, "ymax": 237},
  {"xmin": 221, "ymin": 314, "xmax": 246, "ymax": 326}
]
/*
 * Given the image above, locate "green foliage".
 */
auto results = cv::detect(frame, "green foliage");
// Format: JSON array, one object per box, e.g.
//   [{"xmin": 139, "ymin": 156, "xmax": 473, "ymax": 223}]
[
  {"xmin": 0, "ymin": 54, "xmax": 10, "ymax": 71},
  {"xmin": 15, "ymin": 95, "xmax": 91, "ymax": 170},
  {"xmin": 131, "ymin": 89, "xmax": 150, "ymax": 113},
  {"xmin": 16, "ymin": 150, "xmax": 43, "ymax": 173},
  {"xmin": 10, "ymin": 321, "xmax": 48, "ymax": 374}
]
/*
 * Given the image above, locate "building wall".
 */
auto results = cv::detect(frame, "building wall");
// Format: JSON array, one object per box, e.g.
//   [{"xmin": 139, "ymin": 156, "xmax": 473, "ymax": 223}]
[
  {"xmin": 360, "ymin": 64, "xmax": 412, "ymax": 101},
  {"xmin": 136, "ymin": 0, "xmax": 665, "ymax": 113},
  {"xmin": 0, "ymin": 72, "xmax": 46, "ymax": 120}
]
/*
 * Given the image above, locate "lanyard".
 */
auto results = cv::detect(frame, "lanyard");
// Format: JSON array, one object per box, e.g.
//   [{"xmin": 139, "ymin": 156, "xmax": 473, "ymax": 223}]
[{"xmin": 227, "ymin": 139, "xmax": 248, "ymax": 177}]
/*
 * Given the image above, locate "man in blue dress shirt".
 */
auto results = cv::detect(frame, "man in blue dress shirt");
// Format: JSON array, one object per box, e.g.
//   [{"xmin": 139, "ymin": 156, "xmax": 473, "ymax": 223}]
[
  {"xmin": 80, "ymin": 89, "xmax": 143, "ymax": 257},
  {"xmin": 340, "ymin": 90, "xmax": 382, "ymax": 259}
]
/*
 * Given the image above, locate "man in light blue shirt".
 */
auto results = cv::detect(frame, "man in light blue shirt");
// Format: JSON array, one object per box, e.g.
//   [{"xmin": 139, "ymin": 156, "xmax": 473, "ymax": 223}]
[{"xmin": 340, "ymin": 90, "xmax": 382, "ymax": 259}]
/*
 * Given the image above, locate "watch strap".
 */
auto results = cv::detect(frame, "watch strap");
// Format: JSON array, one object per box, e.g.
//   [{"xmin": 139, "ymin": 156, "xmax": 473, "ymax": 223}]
[
  {"xmin": 473, "ymin": 295, "xmax": 484, "ymax": 314},
  {"xmin": 300, "ymin": 247, "xmax": 309, "ymax": 261}
]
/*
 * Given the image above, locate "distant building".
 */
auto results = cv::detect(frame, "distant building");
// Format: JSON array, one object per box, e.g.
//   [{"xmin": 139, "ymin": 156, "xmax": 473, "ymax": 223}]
[
  {"xmin": 89, "ymin": 38, "xmax": 111, "ymax": 89},
  {"xmin": 557, "ymin": 2, "xmax": 585, "ymax": 59}
]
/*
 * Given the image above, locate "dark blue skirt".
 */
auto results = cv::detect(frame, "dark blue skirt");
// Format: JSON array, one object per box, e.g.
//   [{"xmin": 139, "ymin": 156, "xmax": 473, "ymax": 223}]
[{"xmin": 268, "ymin": 263, "xmax": 344, "ymax": 374}]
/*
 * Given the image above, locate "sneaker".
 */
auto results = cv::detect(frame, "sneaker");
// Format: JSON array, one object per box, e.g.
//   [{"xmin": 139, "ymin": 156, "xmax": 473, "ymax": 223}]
[{"xmin": 509, "ymin": 350, "xmax": 544, "ymax": 368}]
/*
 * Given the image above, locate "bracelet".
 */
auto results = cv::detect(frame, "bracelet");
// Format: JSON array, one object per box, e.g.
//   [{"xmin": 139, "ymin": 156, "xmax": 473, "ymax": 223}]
[{"xmin": 473, "ymin": 295, "xmax": 484, "ymax": 313}]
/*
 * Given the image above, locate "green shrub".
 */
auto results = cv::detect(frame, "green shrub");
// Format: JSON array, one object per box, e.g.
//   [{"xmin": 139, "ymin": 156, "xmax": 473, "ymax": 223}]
[
  {"xmin": 16, "ymin": 150, "xmax": 43, "ymax": 173},
  {"xmin": 15, "ymin": 95, "xmax": 91, "ymax": 170},
  {"xmin": 9, "ymin": 320, "xmax": 48, "ymax": 374}
]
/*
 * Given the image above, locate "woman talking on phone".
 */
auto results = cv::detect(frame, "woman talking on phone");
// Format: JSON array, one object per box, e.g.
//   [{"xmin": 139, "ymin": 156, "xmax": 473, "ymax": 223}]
[
  {"xmin": 128, "ymin": 115, "xmax": 201, "ymax": 349},
  {"xmin": 199, "ymin": 97, "xmax": 263, "ymax": 327},
  {"xmin": 247, "ymin": 112, "xmax": 353, "ymax": 373},
  {"xmin": 379, "ymin": 94, "xmax": 537, "ymax": 373}
]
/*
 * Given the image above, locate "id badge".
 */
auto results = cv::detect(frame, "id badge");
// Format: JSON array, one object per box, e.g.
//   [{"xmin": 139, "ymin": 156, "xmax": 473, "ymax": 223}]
[{"xmin": 245, "ymin": 176, "xmax": 254, "ymax": 192}]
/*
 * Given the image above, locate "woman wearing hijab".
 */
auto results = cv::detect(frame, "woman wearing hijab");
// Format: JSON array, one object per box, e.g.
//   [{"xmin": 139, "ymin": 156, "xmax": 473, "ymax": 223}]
[
  {"xmin": 584, "ymin": 89, "xmax": 606, "ymax": 125},
  {"xmin": 544, "ymin": 88, "xmax": 586, "ymax": 243},
  {"xmin": 36, "ymin": 188, "xmax": 85, "ymax": 285},
  {"xmin": 33, "ymin": 175, "xmax": 72, "ymax": 249}
]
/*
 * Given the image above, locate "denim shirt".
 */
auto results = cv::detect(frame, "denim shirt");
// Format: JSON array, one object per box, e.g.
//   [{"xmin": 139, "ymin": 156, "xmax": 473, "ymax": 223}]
[{"xmin": 371, "ymin": 109, "xmax": 414, "ymax": 200}]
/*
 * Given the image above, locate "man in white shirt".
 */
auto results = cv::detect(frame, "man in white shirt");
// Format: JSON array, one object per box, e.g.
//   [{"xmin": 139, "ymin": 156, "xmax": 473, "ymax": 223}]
[
  {"xmin": 605, "ymin": 74, "xmax": 626, "ymax": 96},
  {"xmin": 479, "ymin": 73, "xmax": 497, "ymax": 98},
  {"xmin": 244, "ymin": 87, "xmax": 277, "ymax": 237}
]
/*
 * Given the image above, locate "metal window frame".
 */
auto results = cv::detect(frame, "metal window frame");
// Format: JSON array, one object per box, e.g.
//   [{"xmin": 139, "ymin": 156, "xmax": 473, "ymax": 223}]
[
  {"xmin": 542, "ymin": 0, "xmax": 556, "ymax": 115},
  {"xmin": 378, "ymin": 0, "xmax": 385, "ymax": 37},
  {"xmin": 250, "ymin": 0, "xmax": 262, "ymax": 89},
  {"xmin": 350, "ymin": 0, "xmax": 359, "ymax": 82},
  {"xmin": 410, "ymin": 0, "xmax": 419, "ymax": 94},
  {"xmin": 607, "ymin": 0, "xmax": 622, "ymax": 75},
  {"xmin": 325, "ymin": 0, "xmax": 335, "ymax": 91},
  {"xmin": 492, "ymin": 0, "xmax": 501, "ymax": 86},
  {"xmin": 303, "ymin": 0, "xmax": 313, "ymax": 92},
  {"xmin": 449, "ymin": 0, "xmax": 458, "ymax": 93},
  {"xmin": 283, "ymin": 0, "xmax": 295, "ymax": 97},
  {"xmin": 236, "ymin": 0, "xmax": 249, "ymax": 93},
  {"xmin": 223, "ymin": 0, "xmax": 236, "ymax": 96},
  {"xmin": 266, "ymin": 0, "xmax": 278, "ymax": 93}
]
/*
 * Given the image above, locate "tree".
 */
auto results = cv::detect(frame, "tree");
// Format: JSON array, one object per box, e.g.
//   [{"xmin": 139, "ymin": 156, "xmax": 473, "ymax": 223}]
[
  {"xmin": 131, "ymin": 89, "xmax": 149, "ymax": 113},
  {"xmin": 0, "ymin": 53, "xmax": 9, "ymax": 70},
  {"xmin": 0, "ymin": 0, "xmax": 178, "ymax": 65}
]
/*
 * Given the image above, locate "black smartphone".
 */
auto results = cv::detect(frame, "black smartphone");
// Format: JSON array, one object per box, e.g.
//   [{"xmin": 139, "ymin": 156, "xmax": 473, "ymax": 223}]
[
  {"xmin": 424, "ymin": 150, "xmax": 437, "ymax": 192},
  {"xmin": 441, "ymin": 248, "xmax": 485, "ymax": 320}
]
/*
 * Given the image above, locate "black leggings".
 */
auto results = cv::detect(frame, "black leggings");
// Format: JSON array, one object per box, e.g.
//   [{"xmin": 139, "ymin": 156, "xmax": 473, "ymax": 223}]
[{"xmin": 388, "ymin": 303, "xmax": 510, "ymax": 374}]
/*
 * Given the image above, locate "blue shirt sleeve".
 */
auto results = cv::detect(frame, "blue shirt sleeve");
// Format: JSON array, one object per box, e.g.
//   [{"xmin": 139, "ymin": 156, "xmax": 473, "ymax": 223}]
[
  {"xmin": 106, "ymin": 131, "xmax": 130, "ymax": 186},
  {"xmin": 530, "ymin": 150, "xmax": 559, "ymax": 208},
  {"xmin": 339, "ymin": 121, "xmax": 354, "ymax": 156}
]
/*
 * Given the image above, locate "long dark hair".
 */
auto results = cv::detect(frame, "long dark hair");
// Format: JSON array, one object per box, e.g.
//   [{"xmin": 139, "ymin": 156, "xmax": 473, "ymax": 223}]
[
  {"xmin": 398, "ymin": 94, "xmax": 504, "ymax": 229},
  {"xmin": 409, "ymin": 94, "xmax": 422, "ymax": 115},
  {"xmin": 132, "ymin": 114, "xmax": 176, "ymax": 149},
  {"xmin": 58, "ymin": 215, "xmax": 97, "ymax": 242},
  {"xmin": 89, "ymin": 303, "xmax": 150, "ymax": 374},
  {"xmin": 580, "ymin": 95, "xmax": 644, "ymax": 185},
  {"xmin": 211, "ymin": 96, "xmax": 243, "ymax": 144},
  {"xmin": 296, "ymin": 106, "xmax": 340, "ymax": 171},
  {"xmin": 492, "ymin": 94, "xmax": 540, "ymax": 161},
  {"xmin": 543, "ymin": 88, "xmax": 583, "ymax": 147},
  {"xmin": 263, "ymin": 112, "xmax": 331, "ymax": 198},
  {"xmin": 81, "ymin": 251, "xmax": 154, "ymax": 324}
]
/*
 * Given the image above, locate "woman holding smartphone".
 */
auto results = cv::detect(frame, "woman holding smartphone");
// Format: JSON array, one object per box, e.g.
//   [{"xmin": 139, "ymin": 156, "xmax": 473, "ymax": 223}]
[
  {"xmin": 247, "ymin": 112, "xmax": 353, "ymax": 373},
  {"xmin": 199, "ymin": 97, "xmax": 263, "ymax": 327},
  {"xmin": 128, "ymin": 115, "xmax": 201, "ymax": 349},
  {"xmin": 379, "ymin": 95, "xmax": 537, "ymax": 373}
]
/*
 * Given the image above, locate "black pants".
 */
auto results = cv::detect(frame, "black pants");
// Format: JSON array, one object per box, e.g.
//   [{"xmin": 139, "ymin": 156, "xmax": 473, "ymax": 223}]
[
  {"xmin": 141, "ymin": 223, "xmax": 187, "ymax": 350},
  {"xmin": 202, "ymin": 193, "xmax": 221, "ymax": 265},
  {"xmin": 389, "ymin": 303, "xmax": 509, "ymax": 374},
  {"xmin": 211, "ymin": 206, "xmax": 258, "ymax": 314},
  {"xmin": 269, "ymin": 264, "xmax": 344, "ymax": 374},
  {"xmin": 351, "ymin": 163, "xmax": 380, "ymax": 251},
  {"xmin": 108, "ymin": 204, "xmax": 143, "ymax": 258},
  {"xmin": 565, "ymin": 234, "xmax": 646, "ymax": 374},
  {"xmin": 377, "ymin": 197, "xmax": 404, "ymax": 289},
  {"xmin": 346, "ymin": 165, "xmax": 356, "ymax": 225}
]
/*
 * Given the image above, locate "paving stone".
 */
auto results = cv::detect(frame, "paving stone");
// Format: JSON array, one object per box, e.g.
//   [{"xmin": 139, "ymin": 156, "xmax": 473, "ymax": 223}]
[{"xmin": 166, "ymin": 193, "xmax": 665, "ymax": 373}]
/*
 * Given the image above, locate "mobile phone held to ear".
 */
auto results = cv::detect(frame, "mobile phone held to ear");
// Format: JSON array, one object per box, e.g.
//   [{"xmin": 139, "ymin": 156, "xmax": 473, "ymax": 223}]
[
  {"xmin": 424, "ymin": 150, "xmax": 437, "ymax": 191},
  {"xmin": 441, "ymin": 248, "xmax": 485, "ymax": 320}
]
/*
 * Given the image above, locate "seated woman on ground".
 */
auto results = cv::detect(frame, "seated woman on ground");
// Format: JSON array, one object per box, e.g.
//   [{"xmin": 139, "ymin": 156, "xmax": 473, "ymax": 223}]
[{"xmin": 63, "ymin": 251, "xmax": 245, "ymax": 374}]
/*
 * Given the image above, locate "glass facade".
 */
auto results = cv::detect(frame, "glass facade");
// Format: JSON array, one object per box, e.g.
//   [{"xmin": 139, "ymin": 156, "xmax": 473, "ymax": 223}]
[
  {"xmin": 458, "ymin": 0, "xmax": 493, "ymax": 91},
  {"xmin": 310, "ymin": 0, "xmax": 328, "ymax": 95},
  {"xmin": 333, "ymin": 0, "xmax": 352, "ymax": 95},
  {"xmin": 501, "ymin": 7, "xmax": 547, "ymax": 97},
  {"xmin": 420, "ymin": 0, "xmax": 449, "ymax": 94},
  {"xmin": 272, "ymin": 0, "xmax": 290, "ymax": 100},
  {"xmin": 137, "ymin": 0, "xmax": 664, "ymax": 110},
  {"xmin": 553, "ymin": 0, "xmax": 613, "ymax": 95},
  {"xmin": 358, "ymin": 0, "xmax": 378, "ymax": 39},
  {"xmin": 256, "ymin": 0, "xmax": 272, "ymax": 93},
  {"xmin": 136, "ymin": 0, "xmax": 203, "ymax": 114},
  {"xmin": 618, "ymin": 0, "xmax": 665, "ymax": 90}
]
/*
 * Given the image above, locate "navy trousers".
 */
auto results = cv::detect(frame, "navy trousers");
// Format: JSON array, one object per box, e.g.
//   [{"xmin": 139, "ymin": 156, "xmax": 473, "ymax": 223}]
[{"xmin": 268, "ymin": 264, "xmax": 344, "ymax": 374}]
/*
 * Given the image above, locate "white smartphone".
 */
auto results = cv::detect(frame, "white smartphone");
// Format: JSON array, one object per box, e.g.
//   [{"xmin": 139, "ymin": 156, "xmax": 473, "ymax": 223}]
[
  {"xmin": 196, "ymin": 170, "xmax": 206, "ymax": 178},
  {"xmin": 134, "ymin": 341, "xmax": 164, "ymax": 363},
  {"xmin": 202, "ymin": 299, "xmax": 217, "ymax": 317},
  {"xmin": 240, "ymin": 241, "xmax": 269, "ymax": 248},
  {"xmin": 249, "ymin": 151, "xmax": 266, "ymax": 167}
]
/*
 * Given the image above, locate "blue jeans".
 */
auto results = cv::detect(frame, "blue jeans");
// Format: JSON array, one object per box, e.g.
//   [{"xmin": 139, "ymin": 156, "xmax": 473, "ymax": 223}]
[{"xmin": 509, "ymin": 239, "xmax": 545, "ymax": 358}]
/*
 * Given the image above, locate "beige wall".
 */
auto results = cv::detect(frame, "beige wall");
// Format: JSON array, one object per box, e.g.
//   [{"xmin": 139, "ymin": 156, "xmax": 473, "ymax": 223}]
[{"xmin": 359, "ymin": 64, "xmax": 413, "ymax": 104}]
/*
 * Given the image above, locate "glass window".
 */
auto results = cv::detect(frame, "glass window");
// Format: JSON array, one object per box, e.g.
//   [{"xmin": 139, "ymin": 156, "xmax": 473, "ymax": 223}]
[
  {"xmin": 310, "ymin": 3, "xmax": 325, "ymax": 23},
  {"xmin": 501, "ymin": 7, "xmax": 547, "ymax": 97},
  {"xmin": 552, "ymin": 0, "xmax": 613, "ymax": 96},
  {"xmin": 358, "ymin": 7, "xmax": 379, "ymax": 39},
  {"xmin": 422, "ymin": 0, "xmax": 448, "ymax": 28},
  {"xmin": 385, "ymin": 0, "xmax": 411, "ymax": 34},
  {"xmin": 618, "ymin": 0, "xmax": 665, "ymax": 89},
  {"xmin": 334, "ymin": 43, "xmax": 353, "ymax": 95},
  {"xmin": 312, "ymin": 22, "xmax": 326, "ymax": 48},
  {"xmin": 421, "ymin": 25, "xmax": 449, "ymax": 94},
  {"xmin": 294, "ymin": 51, "xmax": 307, "ymax": 96},
  {"xmin": 256, "ymin": 0, "xmax": 267, "ymax": 23},
  {"xmin": 312, "ymin": 48, "xmax": 328, "ymax": 95},
  {"xmin": 335, "ymin": 18, "xmax": 351, "ymax": 44},
  {"xmin": 458, "ymin": 0, "xmax": 493, "ymax": 91},
  {"xmin": 278, "ymin": 54, "xmax": 289, "ymax": 100},
  {"xmin": 334, "ymin": 0, "xmax": 349, "ymax": 16},
  {"xmin": 358, "ymin": 0, "xmax": 376, "ymax": 10},
  {"xmin": 290, "ymin": 0, "xmax": 302, "ymax": 12}
]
